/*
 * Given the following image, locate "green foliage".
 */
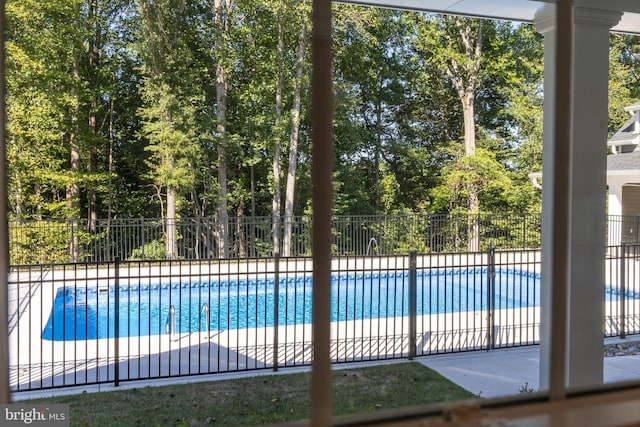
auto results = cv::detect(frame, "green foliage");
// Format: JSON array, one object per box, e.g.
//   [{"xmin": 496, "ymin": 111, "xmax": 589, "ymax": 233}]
[
  {"xmin": 379, "ymin": 163, "xmax": 400, "ymax": 214},
  {"xmin": 128, "ymin": 239, "xmax": 166, "ymax": 261},
  {"xmin": 5, "ymin": 2, "xmax": 635, "ymax": 233},
  {"xmin": 478, "ymin": 213, "xmax": 541, "ymax": 250},
  {"xmin": 609, "ymin": 34, "xmax": 638, "ymax": 137},
  {"xmin": 9, "ymin": 221, "xmax": 72, "ymax": 264},
  {"xmin": 135, "ymin": 0, "xmax": 208, "ymax": 222},
  {"xmin": 139, "ymin": 80, "xmax": 201, "ymax": 194},
  {"xmin": 333, "ymin": 7, "xmax": 422, "ymax": 213},
  {"xmin": 6, "ymin": 0, "xmax": 136, "ymax": 221},
  {"xmin": 8, "ymin": 220, "xmax": 98, "ymax": 264},
  {"xmin": 432, "ymin": 147, "xmax": 515, "ymax": 214},
  {"xmin": 379, "ymin": 214, "xmax": 431, "ymax": 254}
]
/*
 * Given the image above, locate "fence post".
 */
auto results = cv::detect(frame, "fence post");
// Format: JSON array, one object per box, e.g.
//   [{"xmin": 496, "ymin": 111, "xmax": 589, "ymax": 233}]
[
  {"xmin": 620, "ymin": 243, "xmax": 626, "ymax": 339},
  {"xmin": 408, "ymin": 251, "xmax": 417, "ymax": 360},
  {"xmin": 273, "ymin": 253, "xmax": 280, "ymax": 371},
  {"xmin": 487, "ymin": 243, "xmax": 496, "ymax": 350},
  {"xmin": 114, "ymin": 256, "xmax": 120, "ymax": 387}
]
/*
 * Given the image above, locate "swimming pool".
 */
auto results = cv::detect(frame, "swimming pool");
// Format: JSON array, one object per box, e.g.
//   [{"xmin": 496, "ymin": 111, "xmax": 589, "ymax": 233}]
[{"xmin": 42, "ymin": 268, "xmax": 541, "ymax": 341}]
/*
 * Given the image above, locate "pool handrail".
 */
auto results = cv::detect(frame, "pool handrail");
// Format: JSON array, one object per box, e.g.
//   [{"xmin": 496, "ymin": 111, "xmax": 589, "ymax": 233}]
[
  {"xmin": 199, "ymin": 303, "xmax": 210, "ymax": 334},
  {"xmin": 165, "ymin": 305, "xmax": 176, "ymax": 337}
]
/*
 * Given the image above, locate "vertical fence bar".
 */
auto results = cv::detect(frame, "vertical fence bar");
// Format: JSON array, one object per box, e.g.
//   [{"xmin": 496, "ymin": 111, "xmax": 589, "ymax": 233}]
[
  {"xmin": 620, "ymin": 243, "xmax": 626, "ymax": 339},
  {"xmin": 631, "ymin": 245, "xmax": 638, "ymax": 335},
  {"xmin": 408, "ymin": 251, "xmax": 417, "ymax": 360},
  {"xmin": 273, "ymin": 253, "xmax": 280, "ymax": 371},
  {"xmin": 523, "ymin": 213, "xmax": 527, "ymax": 248},
  {"xmin": 114, "ymin": 256, "xmax": 120, "ymax": 386},
  {"xmin": 140, "ymin": 217, "xmax": 145, "ymax": 260},
  {"xmin": 487, "ymin": 243, "xmax": 496, "ymax": 350}
]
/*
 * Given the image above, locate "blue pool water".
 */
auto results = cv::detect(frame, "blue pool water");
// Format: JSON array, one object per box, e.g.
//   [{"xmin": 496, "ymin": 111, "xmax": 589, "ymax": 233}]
[{"xmin": 43, "ymin": 268, "xmax": 541, "ymax": 341}]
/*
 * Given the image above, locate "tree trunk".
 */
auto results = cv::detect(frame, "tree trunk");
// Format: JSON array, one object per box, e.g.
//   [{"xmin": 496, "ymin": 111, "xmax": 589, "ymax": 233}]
[
  {"xmin": 166, "ymin": 185, "xmax": 178, "ymax": 259},
  {"xmin": 374, "ymin": 97, "xmax": 382, "ymax": 212},
  {"xmin": 67, "ymin": 59, "xmax": 81, "ymax": 263},
  {"xmin": 272, "ymin": 13, "xmax": 284, "ymax": 256},
  {"xmin": 250, "ymin": 148, "xmax": 256, "ymax": 256},
  {"xmin": 87, "ymin": 0, "xmax": 100, "ymax": 232},
  {"xmin": 67, "ymin": 144, "xmax": 80, "ymax": 262},
  {"xmin": 216, "ymin": 124, "xmax": 229, "ymax": 259},
  {"xmin": 236, "ymin": 201, "xmax": 246, "ymax": 257},
  {"xmin": 462, "ymin": 91, "xmax": 476, "ymax": 156},
  {"xmin": 446, "ymin": 18, "xmax": 482, "ymax": 252},
  {"xmin": 106, "ymin": 100, "xmax": 114, "ymax": 261},
  {"xmin": 88, "ymin": 143, "xmax": 98, "ymax": 231},
  {"xmin": 214, "ymin": 0, "xmax": 231, "ymax": 259},
  {"xmin": 462, "ymin": 89, "xmax": 479, "ymax": 251},
  {"xmin": 468, "ymin": 186, "xmax": 480, "ymax": 251},
  {"xmin": 283, "ymin": 24, "xmax": 306, "ymax": 257}
]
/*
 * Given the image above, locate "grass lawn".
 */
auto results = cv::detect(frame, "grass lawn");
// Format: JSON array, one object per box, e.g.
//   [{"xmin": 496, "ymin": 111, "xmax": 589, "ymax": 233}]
[{"xmin": 25, "ymin": 362, "xmax": 477, "ymax": 426}]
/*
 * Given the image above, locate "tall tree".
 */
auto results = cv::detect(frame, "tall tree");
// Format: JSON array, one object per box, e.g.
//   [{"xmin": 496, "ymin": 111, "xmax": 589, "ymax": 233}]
[
  {"xmin": 136, "ymin": 0, "xmax": 204, "ymax": 258},
  {"xmin": 86, "ymin": 0, "xmax": 109, "ymax": 231},
  {"xmin": 282, "ymin": 6, "xmax": 309, "ymax": 257},
  {"xmin": 418, "ymin": 15, "xmax": 483, "ymax": 250},
  {"xmin": 333, "ymin": 7, "xmax": 415, "ymax": 214},
  {"xmin": 271, "ymin": 0, "xmax": 285, "ymax": 256},
  {"xmin": 213, "ymin": 0, "xmax": 233, "ymax": 258},
  {"xmin": 5, "ymin": 0, "xmax": 72, "ymax": 220}
]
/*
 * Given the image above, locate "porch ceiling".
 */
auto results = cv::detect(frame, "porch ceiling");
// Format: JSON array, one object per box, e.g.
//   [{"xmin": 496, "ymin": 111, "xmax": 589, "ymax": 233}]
[{"xmin": 337, "ymin": 0, "xmax": 640, "ymax": 34}]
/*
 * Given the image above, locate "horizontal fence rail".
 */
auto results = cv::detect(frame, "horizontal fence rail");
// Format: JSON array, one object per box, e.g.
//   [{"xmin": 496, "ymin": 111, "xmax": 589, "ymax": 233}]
[{"xmin": 8, "ymin": 244, "xmax": 639, "ymax": 393}]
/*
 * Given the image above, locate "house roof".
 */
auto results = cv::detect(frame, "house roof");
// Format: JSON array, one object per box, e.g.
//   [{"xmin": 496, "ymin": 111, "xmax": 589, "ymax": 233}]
[
  {"xmin": 529, "ymin": 151, "xmax": 640, "ymax": 187},
  {"xmin": 608, "ymin": 150, "xmax": 640, "ymax": 172},
  {"xmin": 608, "ymin": 114, "xmax": 640, "ymax": 146},
  {"xmin": 531, "ymin": 108, "xmax": 640, "ymax": 186}
]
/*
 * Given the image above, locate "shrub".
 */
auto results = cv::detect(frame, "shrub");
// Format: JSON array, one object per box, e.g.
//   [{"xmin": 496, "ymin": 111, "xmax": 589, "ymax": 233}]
[{"xmin": 129, "ymin": 239, "xmax": 166, "ymax": 260}]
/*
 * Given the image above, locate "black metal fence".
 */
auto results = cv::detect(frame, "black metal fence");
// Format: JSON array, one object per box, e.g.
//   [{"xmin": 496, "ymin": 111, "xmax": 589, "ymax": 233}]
[
  {"xmin": 608, "ymin": 215, "xmax": 640, "ymax": 246},
  {"xmin": 8, "ymin": 244, "xmax": 640, "ymax": 393},
  {"xmin": 9, "ymin": 213, "xmax": 544, "ymax": 264},
  {"xmin": 605, "ymin": 243, "xmax": 640, "ymax": 338}
]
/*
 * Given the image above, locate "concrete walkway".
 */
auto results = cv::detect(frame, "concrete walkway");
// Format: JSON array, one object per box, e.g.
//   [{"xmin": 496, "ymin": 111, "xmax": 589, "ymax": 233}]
[{"xmin": 418, "ymin": 339, "xmax": 640, "ymax": 398}]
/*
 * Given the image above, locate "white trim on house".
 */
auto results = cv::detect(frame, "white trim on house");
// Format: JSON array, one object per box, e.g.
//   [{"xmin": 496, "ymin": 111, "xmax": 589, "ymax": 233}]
[{"xmin": 338, "ymin": 0, "xmax": 640, "ymax": 33}]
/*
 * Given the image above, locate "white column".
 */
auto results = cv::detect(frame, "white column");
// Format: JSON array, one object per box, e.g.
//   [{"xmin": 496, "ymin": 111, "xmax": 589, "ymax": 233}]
[
  {"xmin": 535, "ymin": 8, "xmax": 557, "ymax": 393},
  {"xmin": 536, "ymin": 6, "xmax": 622, "ymax": 391}
]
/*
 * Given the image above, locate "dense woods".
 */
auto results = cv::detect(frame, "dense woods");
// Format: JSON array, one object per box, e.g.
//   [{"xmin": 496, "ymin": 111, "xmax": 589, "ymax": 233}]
[{"xmin": 5, "ymin": 1, "xmax": 640, "ymax": 259}]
